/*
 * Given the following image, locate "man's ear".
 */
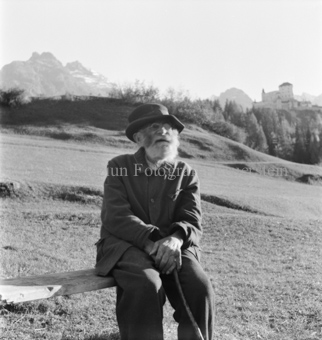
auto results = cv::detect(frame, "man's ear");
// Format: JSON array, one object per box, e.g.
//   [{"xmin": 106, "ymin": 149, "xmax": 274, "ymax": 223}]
[{"xmin": 133, "ymin": 132, "xmax": 141, "ymax": 144}]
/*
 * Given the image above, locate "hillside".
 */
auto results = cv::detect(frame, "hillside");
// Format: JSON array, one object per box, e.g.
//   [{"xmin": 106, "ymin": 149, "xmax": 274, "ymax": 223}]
[
  {"xmin": 1, "ymin": 130, "xmax": 322, "ymax": 338},
  {"xmin": 1, "ymin": 98, "xmax": 322, "ymax": 340},
  {"xmin": 1, "ymin": 97, "xmax": 321, "ymax": 183},
  {"xmin": 1, "ymin": 53, "xmax": 321, "ymax": 165}
]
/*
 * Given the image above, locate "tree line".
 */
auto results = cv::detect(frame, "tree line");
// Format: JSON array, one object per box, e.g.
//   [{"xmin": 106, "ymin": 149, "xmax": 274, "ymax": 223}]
[
  {"xmin": 1, "ymin": 84, "xmax": 321, "ymax": 165},
  {"xmin": 157, "ymin": 87, "xmax": 321, "ymax": 165}
]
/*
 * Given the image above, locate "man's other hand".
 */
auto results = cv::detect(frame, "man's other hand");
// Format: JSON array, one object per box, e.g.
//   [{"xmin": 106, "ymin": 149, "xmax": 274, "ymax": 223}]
[{"xmin": 149, "ymin": 233, "xmax": 183, "ymax": 274}]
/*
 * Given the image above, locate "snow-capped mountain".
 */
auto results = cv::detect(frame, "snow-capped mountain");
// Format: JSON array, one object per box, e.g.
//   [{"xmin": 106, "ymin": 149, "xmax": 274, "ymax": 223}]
[
  {"xmin": 295, "ymin": 93, "xmax": 322, "ymax": 106},
  {"xmin": 0, "ymin": 52, "xmax": 114, "ymax": 97}
]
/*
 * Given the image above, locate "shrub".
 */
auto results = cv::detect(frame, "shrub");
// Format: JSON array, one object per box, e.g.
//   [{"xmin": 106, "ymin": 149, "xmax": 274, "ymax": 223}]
[
  {"xmin": 161, "ymin": 91, "xmax": 213, "ymax": 126},
  {"xmin": 109, "ymin": 80, "xmax": 159, "ymax": 104},
  {"xmin": 207, "ymin": 121, "xmax": 247, "ymax": 143}
]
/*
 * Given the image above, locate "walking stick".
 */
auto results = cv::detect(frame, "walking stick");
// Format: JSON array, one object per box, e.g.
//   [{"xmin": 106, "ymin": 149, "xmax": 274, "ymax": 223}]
[{"xmin": 173, "ymin": 269, "xmax": 205, "ymax": 340}]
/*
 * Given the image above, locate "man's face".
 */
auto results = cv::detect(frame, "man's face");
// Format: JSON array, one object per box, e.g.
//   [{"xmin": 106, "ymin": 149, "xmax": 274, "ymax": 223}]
[{"xmin": 137, "ymin": 121, "xmax": 179, "ymax": 162}]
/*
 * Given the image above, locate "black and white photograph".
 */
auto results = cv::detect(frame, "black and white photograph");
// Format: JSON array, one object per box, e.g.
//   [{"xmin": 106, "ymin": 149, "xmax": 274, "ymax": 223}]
[{"xmin": 0, "ymin": 0, "xmax": 321, "ymax": 339}]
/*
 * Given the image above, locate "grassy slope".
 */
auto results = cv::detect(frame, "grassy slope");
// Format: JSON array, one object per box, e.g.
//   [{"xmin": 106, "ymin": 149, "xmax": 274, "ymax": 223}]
[
  {"xmin": 1, "ymin": 193, "xmax": 321, "ymax": 340},
  {"xmin": 1, "ymin": 134, "xmax": 321, "ymax": 219},
  {"xmin": 1, "ymin": 97, "xmax": 321, "ymax": 173},
  {"xmin": 1, "ymin": 136, "xmax": 322, "ymax": 340},
  {"xmin": 1, "ymin": 99, "xmax": 322, "ymax": 339}
]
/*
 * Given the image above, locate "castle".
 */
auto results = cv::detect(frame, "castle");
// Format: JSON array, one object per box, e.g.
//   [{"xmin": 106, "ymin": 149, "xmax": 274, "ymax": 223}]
[{"xmin": 253, "ymin": 82, "xmax": 312, "ymax": 110}]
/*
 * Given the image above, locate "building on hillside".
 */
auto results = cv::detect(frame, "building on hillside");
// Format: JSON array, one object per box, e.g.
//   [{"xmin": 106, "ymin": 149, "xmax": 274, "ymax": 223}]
[
  {"xmin": 253, "ymin": 82, "xmax": 316, "ymax": 110},
  {"xmin": 277, "ymin": 82, "xmax": 294, "ymax": 100},
  {"xmin": 299, "ymin": 101, "xmax": 312, "ymax": 108}
]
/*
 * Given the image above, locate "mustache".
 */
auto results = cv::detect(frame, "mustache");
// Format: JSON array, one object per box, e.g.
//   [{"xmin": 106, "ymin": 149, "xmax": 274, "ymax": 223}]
[
  {"xmin": 141, "ymin": 132, "xmax": 179, "ymax": 147},
  {"xmin": 154, "ymin": 137, "xmax": 172, "ymax": 144},
  {"xmin": 154, "ymin": 130, "xmax": 179, "ymax": 145}
]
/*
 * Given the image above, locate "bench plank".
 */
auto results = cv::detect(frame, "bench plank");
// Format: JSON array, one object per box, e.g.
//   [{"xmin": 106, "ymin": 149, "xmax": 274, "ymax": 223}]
[{"xmin": 0, "ymin": 269, "xmax": 116, "ymax": 304}]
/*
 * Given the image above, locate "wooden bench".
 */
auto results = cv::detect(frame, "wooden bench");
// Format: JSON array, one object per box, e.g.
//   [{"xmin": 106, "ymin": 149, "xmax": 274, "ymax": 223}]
[
  {"xmin": 1, "ymin": 269, "xmax": 205, "ymax": 339},
  {"xmin": 0, "ymin": 269, "xmax": 116, "ymax": 304}
]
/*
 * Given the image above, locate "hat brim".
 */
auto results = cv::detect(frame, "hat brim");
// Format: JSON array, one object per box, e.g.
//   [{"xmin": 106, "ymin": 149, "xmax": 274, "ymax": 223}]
[{"xmin": 126, "ymin": 115, "xmax": 185, "ymax": 142}]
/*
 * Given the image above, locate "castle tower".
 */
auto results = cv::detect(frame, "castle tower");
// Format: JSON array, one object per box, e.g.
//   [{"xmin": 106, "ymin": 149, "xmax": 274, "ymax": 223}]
[
  {"xmin": 262, "ymin": 89, "xmax": 265, "ymax": 101},
  {"xmin": 279, "ymin": 82, "xmax": 293, "ymax": 100}
]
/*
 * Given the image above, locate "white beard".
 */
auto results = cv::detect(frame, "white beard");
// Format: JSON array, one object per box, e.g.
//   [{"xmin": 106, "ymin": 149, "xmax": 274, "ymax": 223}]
[{"xmin": 139, "ymin": 130, "xmax": 180, "ymax": 165}]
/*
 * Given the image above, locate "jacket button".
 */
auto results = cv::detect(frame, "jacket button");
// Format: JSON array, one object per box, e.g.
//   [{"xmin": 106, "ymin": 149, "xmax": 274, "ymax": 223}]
[{"xmin": 150, "ymin": 198, "xmax": 155, "ymax": 203}]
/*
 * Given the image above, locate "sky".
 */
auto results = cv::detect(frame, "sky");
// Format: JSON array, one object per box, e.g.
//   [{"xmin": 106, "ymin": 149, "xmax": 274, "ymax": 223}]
[{"xmin": 1, "ymin": 0, "xmax": 322, "ymax": 101}]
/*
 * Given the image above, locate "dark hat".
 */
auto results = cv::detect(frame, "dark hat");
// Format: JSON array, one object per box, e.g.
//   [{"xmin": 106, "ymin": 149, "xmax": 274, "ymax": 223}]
[{"xmin": 125, "ymin": 103, "xmax": 185, "ymax": 142}]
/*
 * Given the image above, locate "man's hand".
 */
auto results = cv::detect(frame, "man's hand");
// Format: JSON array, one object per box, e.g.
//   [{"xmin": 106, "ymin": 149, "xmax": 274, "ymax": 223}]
[
  {"xmin": 143, "ymin": 239, "xmax": 154, "ymax": 255},
  {"xmin": 149, "ymin": 232, "xmax": 183, "ymax": 275}
]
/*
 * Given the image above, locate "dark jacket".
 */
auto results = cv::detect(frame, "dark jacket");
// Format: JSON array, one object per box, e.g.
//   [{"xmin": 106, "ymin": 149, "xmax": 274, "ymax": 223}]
[{"xmin": 95, "ymin": 147, "xmax": 203, "ymax": 276}]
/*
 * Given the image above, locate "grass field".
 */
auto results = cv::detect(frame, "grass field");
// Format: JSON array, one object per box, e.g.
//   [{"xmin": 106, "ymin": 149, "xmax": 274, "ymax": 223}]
[{"xmin": 1, "ymin": 128, "xmax": 322, "ymax": 339}]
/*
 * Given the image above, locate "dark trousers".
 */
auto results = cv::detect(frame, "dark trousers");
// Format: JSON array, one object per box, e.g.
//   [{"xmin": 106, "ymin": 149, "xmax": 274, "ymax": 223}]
[{"xmin": 111, "ymin": 247, "xmax": 214, "ymax": 340}]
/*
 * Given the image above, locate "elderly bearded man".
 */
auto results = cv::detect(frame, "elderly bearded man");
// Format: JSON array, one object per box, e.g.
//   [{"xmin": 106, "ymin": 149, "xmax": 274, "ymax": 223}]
[{"xmin": 95, "ymin": 103, "xmax": 214, "ymax": 340}]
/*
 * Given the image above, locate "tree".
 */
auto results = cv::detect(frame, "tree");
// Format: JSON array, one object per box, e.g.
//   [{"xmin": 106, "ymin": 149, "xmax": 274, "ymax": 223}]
[
  {"xmin": 307, "ymin": 131, "xmax": 322, "ymax": 164},
  {"xmin": 211, "ymin": 100, "xmax": 224, "ymax": 121},
  {"xmin": 0, "ymin": 88, "xmax": 25, "ymax": 107},
  {"xmin": 244, "ymin": 112, "xmax": 268, "ymax": 152},
  {"xmin": 223, "ymin": 100, "xmax": 244, "ymax": 125},
  {"xmin": 256, "ymin": 125, "xmax": 268, "ymax": 153},
  {"xmin": 258, "ymin": 108, "xmax": 279, "ymax": 156},
  {"xmin": 276, "ymin": 117, "xmax": 293, "ymax": 160},
  {"xmin": 223, "ymin": 100, "xmax": 234, "ymax": 121},
  {"xmin": 293, "ymin": 125, "xmax": 307, "ymax": 163}
]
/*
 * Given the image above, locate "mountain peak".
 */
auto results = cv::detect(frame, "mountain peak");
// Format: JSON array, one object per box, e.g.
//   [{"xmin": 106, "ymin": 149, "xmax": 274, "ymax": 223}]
[
  {"xmin": 30, "ymin": 51, "xmax": 57, "ymax": 61},
  {"xmin": 65, "ymin": 61, "xmax": 89, "ymax": 72},
  {"xmin": 30, "ymin": 52, "xmax": 40, "ymax": 59},
  {"xmin": 218, "ymin": 88, "xmax": 253, "ymax": 111},
  {"xmin": 0, "ymin": 52, "xmax": 113, "ymax": 97},
  {"xmin": 28, "ymin": 52, "xmax": 63, "ymax": 68},
  {"xmin": 220, "ymin": 88, "xmax": 247, "ymax": 95}
]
